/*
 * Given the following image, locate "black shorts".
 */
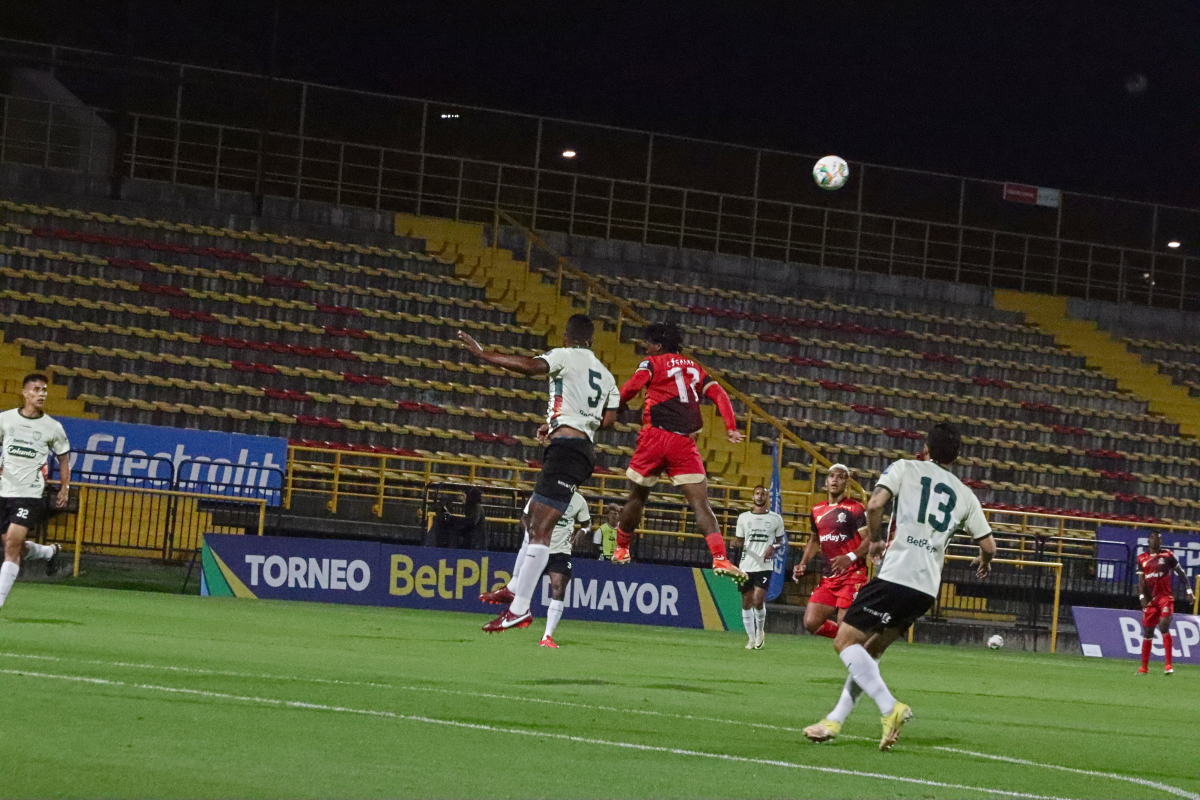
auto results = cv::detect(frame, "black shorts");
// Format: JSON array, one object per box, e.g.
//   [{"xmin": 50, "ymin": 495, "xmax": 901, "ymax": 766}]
[
  {"xmin": 739, "ymin": 570, "xmax": 772, "ymax": 594},
  {"xmin": 842, "ymin": 578, "xmax": 935, "ymax": 633},
  {"xmin": 532, "ymin": 437, "xmax": 595, "ymax": 511},
  {"xmin": 0, "ymin": 497, "xmax": 46, "ymax": 532},
  {"xmin": 545, "ymin": 552, "xmax": 572, "ymax": 578}
]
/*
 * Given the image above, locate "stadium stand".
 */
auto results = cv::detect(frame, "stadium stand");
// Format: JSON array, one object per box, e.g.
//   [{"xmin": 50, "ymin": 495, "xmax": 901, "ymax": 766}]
[{"xmin": 5, "ymin": 195, "xmax": 1200, "ymax": 532}]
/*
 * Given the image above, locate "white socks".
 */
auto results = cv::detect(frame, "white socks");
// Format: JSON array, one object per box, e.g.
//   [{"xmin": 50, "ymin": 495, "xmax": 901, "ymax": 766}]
[
  {"xmin": 508, "ymin": 536, "xmax": 530, "ymax": 589},
  {"xmin": 840, "ymin": 644, "xmax": 896, "ymax": 716},
  {"xmin": 24, "ymin": 541, "xmax": 54, "ymax": 561},
  {"xmin": 0, "ymin": 561, "xmax": 18, "ymax": 609},
  {"xmin": 827, "ymin": 675, "xmax": 864, "ymax": 724},
  {"xmin": 508, "ymin": 544, "xmax": 549, "ymax": 616},
  {"xmin": 754, "ymin": 606, "xmax": 766, "ymax": 635},
  {"xmin": 544, "ymin": 599, "xmax": 564, "ymax": 639},
  {"xmin": 741, "ymin": 609, "xmax": 757, "ymax": 642}
]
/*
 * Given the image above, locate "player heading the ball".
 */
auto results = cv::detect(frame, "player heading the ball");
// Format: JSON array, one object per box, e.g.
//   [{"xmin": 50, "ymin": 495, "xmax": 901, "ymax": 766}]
[
  {"xmin": 610, "ymin": 322, "xmax": 747, "ymax": 583},
  {"xmin": 457, "ymin": 314, "xmax": 619, "ymax": 634}
]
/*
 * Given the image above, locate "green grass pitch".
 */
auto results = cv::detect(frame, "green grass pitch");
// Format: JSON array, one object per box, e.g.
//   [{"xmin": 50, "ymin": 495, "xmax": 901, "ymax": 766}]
[{"xmin": 0, "ymin": 584, "xmax": 1196, "ymax": 799}]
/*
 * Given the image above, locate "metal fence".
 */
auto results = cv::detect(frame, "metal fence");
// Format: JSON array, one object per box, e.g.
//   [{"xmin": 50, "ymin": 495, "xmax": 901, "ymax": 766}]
[{"xmin": 1, "ymin": 37, "xmax": 1199, "ymax": 309}]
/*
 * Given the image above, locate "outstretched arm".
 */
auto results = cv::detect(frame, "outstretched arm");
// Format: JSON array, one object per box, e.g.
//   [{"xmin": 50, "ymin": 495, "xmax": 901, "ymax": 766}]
[
  {"xmin": 864, "ymin": 485, "xmax": 893, "ymax": 562},
  {"xmin": 972, "ymin": 534, "xmax": 996, "ymax": 579},
  {"xmin": 792, "ymin": 532, "xmax": 821, "ymax": 581},
  {"xmin": 619, "ymin": 369, "xmax": 651, "ymax": 407},
  {"xmin": 55, "ymin": 452, "xmax": 71, "ymax": 508},
  {"xmin": 702, "ymin": 381, "xmax": 743, "ymax": 444},
  {"xmin": 1174, "ymin": 562, "xmax": 1196, "ymax": 603},
  {"xmin": 457, "ymin": 331, "xmax": 549, "ymax": 376}
]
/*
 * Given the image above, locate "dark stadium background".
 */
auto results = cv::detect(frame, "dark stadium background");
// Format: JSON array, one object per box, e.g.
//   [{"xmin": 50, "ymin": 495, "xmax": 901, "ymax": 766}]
[{"xmin": 6, "ymin": 0, "xmax": 1200, "ymax": 206}]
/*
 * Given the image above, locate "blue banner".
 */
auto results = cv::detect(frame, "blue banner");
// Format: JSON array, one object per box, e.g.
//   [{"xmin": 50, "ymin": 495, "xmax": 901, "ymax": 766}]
[
  {"xmin": 1095, "ymin": 526, "xmax": 1200, "ymax": 585},
  {"xmin": 58, "ymin": 418, "xmax": 286, "ymax": 502},
  {"xmin": 1073, "ymin": 606, "xmax": 1200, "ymax": 665},
  {"xmin": 766, "ymin": 441, "xmax": 788, "ymax": 601},
  {"xmin": 201, "ymin": 533, "xmax": 742, "ymax": 630}
]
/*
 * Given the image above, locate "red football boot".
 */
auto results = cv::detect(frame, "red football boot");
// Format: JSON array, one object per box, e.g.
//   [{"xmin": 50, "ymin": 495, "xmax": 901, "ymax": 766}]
[
  {"xmin": 482, "ymin": 609, "xmax": 532, "ymax": 633},
  {"xmin": 480, "ymin": 587, "xmax": 515, "ymax": 605}
]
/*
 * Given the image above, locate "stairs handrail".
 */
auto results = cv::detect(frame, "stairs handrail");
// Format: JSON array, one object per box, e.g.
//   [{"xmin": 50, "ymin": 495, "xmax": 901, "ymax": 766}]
[{"xmin": 496, "ymin": 210, "xmax": 863, "ymax": 498}]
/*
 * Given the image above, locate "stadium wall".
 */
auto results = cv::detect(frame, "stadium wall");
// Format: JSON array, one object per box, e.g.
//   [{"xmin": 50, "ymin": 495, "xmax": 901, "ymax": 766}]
[{"xmin": 497, "ymin": 227, "xmax": 998, "ymax": 316}]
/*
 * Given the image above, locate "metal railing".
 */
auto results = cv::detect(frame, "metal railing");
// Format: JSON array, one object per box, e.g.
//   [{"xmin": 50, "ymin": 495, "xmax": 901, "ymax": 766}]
[
  {"xmin": 0, "ymin": 33, "xmax": 1197, "ymax": 309},
  {"xmin": 41, "ymin": 481, "xmax": 268, "ymax": 569},
  {"xmin": 284, "ymin": 445, "xmax": 816, "ymax": 538},
  {"xmin": 933, "ymin": 555, "xmax": 1063, "ymax": 653}
]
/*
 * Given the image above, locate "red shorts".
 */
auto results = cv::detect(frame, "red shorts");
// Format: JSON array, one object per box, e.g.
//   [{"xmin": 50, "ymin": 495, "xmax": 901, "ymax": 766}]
[
  {"xmin": 626, "ymin": 426, "xmax": 706, "ymax": 487},
  {"xmin": 809, "ymin": 573, "xmax": 869, "ymax": 610},
  {"xmin": 1142, "ymin": 596, "xmax": 1174, "ymax": 628}
]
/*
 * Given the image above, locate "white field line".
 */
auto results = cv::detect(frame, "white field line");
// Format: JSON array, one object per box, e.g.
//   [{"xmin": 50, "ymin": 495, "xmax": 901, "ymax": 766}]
[
  {"xmin": 0, "ymin": 667, "xmax": 1074, "ymax": 800},
  {"xmin": 0, "ymin": 651, "xmax": 1192, "ymax": 799},
  {"xmin": 0, "ymin": 651, "xmax": 392, "ymax": 688}
]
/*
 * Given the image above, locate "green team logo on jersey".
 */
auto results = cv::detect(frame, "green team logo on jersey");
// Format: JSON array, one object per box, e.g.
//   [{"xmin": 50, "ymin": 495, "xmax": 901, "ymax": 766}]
[{"xmin": 6, "ymin": 444, "xmax": 38, "ymax": 460}]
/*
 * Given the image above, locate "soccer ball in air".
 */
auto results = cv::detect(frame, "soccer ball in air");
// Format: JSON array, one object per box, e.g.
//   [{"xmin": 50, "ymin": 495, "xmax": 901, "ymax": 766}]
[
  {"xmin": 987, "ymin": 634, "xmax": 1005, "ymax": 650},
  {"xmin": 812, "ymin": 155, "xmax": 850, "ymax": 191}
]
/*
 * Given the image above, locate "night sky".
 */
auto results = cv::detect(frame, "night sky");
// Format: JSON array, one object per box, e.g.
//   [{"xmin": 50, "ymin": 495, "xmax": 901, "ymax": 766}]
[{"xmin": 6, "ymin": 1, "xmax": 1200, "ymax": 206}]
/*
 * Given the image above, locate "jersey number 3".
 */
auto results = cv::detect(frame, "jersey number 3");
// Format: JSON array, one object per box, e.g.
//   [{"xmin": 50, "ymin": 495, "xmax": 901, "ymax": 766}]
[
  {"xmin": 667, "ymin": 366, "xmax": 701, "ymax": 403},
  {"xmin": 916, "ymin": 476, "xmax": 957, "ymax": 532}
]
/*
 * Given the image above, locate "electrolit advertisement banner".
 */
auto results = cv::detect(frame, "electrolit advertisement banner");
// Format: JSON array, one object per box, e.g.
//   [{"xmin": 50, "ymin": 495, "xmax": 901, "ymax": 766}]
[
  {"xmin": 59, "ymin": 418, "xmax": 287, "ymax": 503},
  {"xmin": 1095, "ymin": 526, "xmax": 1200, "ymax": 584},
  {"xmin": 1072, "ymin": 606, "xmax": 1200, "ymax": 666},
  {"xmin": 201, "ymin": 534, "xmax": 748, "ymax": 631}
]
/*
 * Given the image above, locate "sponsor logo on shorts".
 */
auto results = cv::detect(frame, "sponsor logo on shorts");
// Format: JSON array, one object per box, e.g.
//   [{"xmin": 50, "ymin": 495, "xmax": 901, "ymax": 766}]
[
  {"xmin": 861, "ymin": 605, "xmax": 892, "ymax": 625},
  {"xmin": 556, "ymin": 480, "xmax": 578, "ymax": 492}
]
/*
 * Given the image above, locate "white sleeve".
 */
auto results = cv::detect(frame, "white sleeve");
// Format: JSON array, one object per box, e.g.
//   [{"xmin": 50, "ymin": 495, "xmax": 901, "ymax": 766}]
[
  {"xmin": 773, "ymin": 514, "xmax": 786, "ymax": 542},
  {"xmin": 51, "ymin": 420, "xmax": 71, "ymax": 456},
  {"xmin": 735, "ymin": 514, "xmax": 747, "ymax": 540},
  {"xmin": 605, "ymin": 383, "xmax": 621, "ymax": 410},
  {"xmin": 961, "ymin": 495, "xmax": 992, "ymax": 540},
  {"xmin": 576, "ymin": 497, "xmax": 591, "ymax": 526},
  {"xmin": 875, "ymin": 459, "xmax": 908, "ymax": 497},
  {"xmin": 536, "ymin": 348, "xmax": 564, "ymax": 375}
]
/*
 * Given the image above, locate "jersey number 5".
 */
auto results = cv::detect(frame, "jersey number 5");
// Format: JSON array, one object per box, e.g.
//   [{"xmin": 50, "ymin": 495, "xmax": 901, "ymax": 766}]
[
  {"xmin": 916, "ymin": 476, "xmax": 957, "ymax": 533},
  {"xmin": 587, "ymin": 370, "xmax": 604, "ymax": 408},
  {"xmin": 667, "ymin": 366, "xmax": 701, "ymax": 404}
]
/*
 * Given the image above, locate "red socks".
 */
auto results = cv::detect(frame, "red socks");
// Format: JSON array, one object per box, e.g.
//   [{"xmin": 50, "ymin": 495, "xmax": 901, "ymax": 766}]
[
  {"xmin": 815, "ymin": 620, "xmax": 839, "ymax": 639},
  {"xmin": 1141, "ymin": 637, "xmax": 1152, "ymax": 670},
  {"xmin": 616, "ymin": 528, "xmax": 633, "ymax": 549},
  {"xmin": 705, "ymin": 532, "xmax": 728, "ymax": 560},
  {"xmin": 1164, "ymin": 633, "xmax": 1174, "ymax": 670}
]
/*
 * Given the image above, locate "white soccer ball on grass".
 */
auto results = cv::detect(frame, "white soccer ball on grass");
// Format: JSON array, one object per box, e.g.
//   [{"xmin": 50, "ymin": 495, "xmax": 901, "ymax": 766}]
[{"xmin": 987, "ymin": 634, "xmax": 1004, "ymax": 650}]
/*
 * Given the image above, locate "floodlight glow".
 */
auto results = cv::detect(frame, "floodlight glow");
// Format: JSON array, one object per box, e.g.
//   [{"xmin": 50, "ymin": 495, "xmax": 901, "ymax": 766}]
[
  {"xmin": 1168, "ymin": 240, "xmax": 1181, "ymax": 248},
  {"xmin": 562, "ymin": 150, "xmax": 577, "ymax": 158}
]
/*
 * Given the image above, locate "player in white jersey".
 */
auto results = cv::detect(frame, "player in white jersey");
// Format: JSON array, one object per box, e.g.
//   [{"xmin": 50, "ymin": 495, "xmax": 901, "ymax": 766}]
[
  {"xmin": 486, "ymin": 492, "xmax": 591, "ymax": 648},
  {"xmin": 804, "ymin": 424, "xmax": 995, "ymax": 751},
  {"xmin": 0, "ymin": 374, "xmax": 71, "ymax": 610},
  {"xmin": 458, "ymin": 314, "xmax": 619, "ymax": 633},
  {"xmin": 731, "ymin": 485, "xmax": 785, "ymax": 650}
]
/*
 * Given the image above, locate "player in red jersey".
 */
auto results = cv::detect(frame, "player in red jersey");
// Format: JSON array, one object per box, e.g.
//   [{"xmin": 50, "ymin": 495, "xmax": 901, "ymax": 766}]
[
  {"xmin": 1136, "ymin": 530, "xmax": 1194, "ymax": 675},
  {"xmin": 611, "ymin": 323, "xmax": 747, "ymax": 582},
  {"xmin": 792, "ymin": 464, "xmax": 870, "ymax": 638}
]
